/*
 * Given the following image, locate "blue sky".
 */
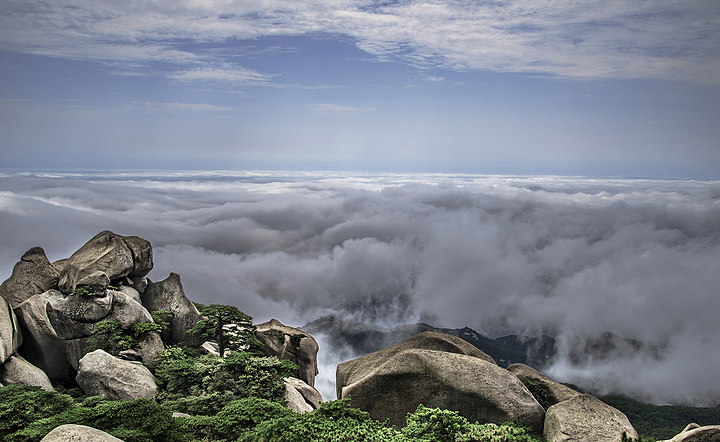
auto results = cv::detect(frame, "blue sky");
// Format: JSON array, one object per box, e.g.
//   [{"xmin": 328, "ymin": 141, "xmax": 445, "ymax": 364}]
[{"xmin": 1, "ymin": 0, "xmax": 719, "ymax": 177}]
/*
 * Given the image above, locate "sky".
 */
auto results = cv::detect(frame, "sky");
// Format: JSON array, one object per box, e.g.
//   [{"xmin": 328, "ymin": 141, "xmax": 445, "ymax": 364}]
[
  {"xmin": 1, "ymin": 171, "xmax": 719, "ymax": 405},
  {"xmin": 1, "ymin": 0, "xmax": 720, "ymax": 177}
]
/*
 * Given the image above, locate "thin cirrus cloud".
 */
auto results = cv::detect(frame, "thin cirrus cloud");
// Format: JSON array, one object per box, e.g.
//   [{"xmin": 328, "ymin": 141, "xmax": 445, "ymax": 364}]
[
  {"xmin": 167, "ymin": 64, "xmax": 275, "ymax": 85},
  {"xmin": 1, "ymin": 0, "xmax": 718, "ymax": 84},
  {"xmin": 310, "ymin": 104, "xmax": 376, "ymax": 114},
  {"xmin": 141, "ymin": 101, "xmax": 235, "ymax": 112}
]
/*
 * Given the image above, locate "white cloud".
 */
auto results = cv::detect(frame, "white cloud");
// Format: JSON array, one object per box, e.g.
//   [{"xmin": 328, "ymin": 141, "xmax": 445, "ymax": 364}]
[
  {"xmin": 1, "ymin": 171, "xmax": 720, "ymax": 405},
  {"xmin": 1, "ymin": 0, "xmax": 718, "ymax": 83},
  {"xmin": 168, "ymin": 64, "xmax": 275, "ymax": 84},
  {"xmin": 141, "ymin": 101, "xmax": 234, "ymax": 111},
  {"xmin": 310, "ymin": 103, "xmax": 376, "ymax": 113}
]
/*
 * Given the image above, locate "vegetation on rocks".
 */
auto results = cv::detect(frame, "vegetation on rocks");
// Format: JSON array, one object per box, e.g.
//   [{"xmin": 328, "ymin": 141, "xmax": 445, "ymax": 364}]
[{"xmin": 84, "ymin": 320, "xmax": 165, "ymax": 356}]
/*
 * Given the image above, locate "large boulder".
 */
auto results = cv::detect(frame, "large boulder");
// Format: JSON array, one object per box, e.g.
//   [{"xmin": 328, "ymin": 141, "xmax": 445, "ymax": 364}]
[
  {"xmin": 1, "ymin": 297, "xmax": 22, "ymax": 363},
  {"xmin": 47, "ymin": 288, "xmax": 154, "ymax": 340},
  {"xmin": 544, "ymin": 394, "xmax": 638, "ymax": 442},
  {"xmin": 13, "ymin": 291, "xmax": 75, "ymax": 384},
  {"xmin": 336, "ymin": 331, "xmax": 495, "ymax": 399},
  {"xmin": 0, "ymin": 247, "xmax": 59, "ymax": 307},
  {"xmin": 76, "ymin": 349, "xmax": 158, "ymax": 400},
  {"xmin": 142, "ymin": 273, "xmax": 199, "ymax": 346},
  {"xmin": 256, "ymin": 319, "xmax": 319, "ymax": 387},
  {"xmin": 660, "ymin": 424, "xmax": 720, "ymax": 442},
  {"xmin": 0, "ymin": 354, "xmax": 54, "ymax": 391},
  {"xmin": 57, "ymin": 231, "xmax": 153, "ymax": 294},
  {"xmin": 284, "ymin": 376, "xmax": 323, "ymax": 414},
  {"xmin": 507, "ymin": 363, "xmax": 580, "ymax": 409},
  {"xmin": 336, "ymin": 332, "xmax": 544, "ymax": 430},
  {"xmin": 40, "ymin": 424, "xmax": 123, "ymax": 442}
]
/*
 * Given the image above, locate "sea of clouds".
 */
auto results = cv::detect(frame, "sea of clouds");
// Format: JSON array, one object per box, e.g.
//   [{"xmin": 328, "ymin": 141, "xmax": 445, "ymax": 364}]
[{"xmin": 1, "ymin": 170, "xmax": 719, "ymax": 406}]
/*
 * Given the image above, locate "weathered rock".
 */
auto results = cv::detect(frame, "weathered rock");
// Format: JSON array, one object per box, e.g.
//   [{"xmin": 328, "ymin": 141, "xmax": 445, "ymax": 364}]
[
  {"xmin": 115, "ymin": 285, "xmax": 142, "ymax": 304},
  {"xmin": 255, "ymin": 319, "xmax": 319, "ymax": 387},
  {"xmin": 285, "ymin": 376, "xmax": 323, "ymax": 412},
  {"xmin": 51, "ymin": 289, "xmax": 114, "ymax": 323},
  {"xmin": 200, "ymin": 341, "xmax": 221, "ymax": 357},
  {"xmin": 57, "ymin": 231, "xmax": 152, "ymax": 294},
  {"xmin": 76, "ymin": 270, "xmax": 111, "ymax": 292},
  {"xmin": 47, "ymin": 288, "xmax": 153, "ymax": 342},
  {"xmin": 107, "ymin": 290, "xmax": 154, "ymax": 328},
  {"xmin": 14, "ymin": 291, "xmax": 75, "ymax": 384},
  {"xmin": 0, "ymin": 247, "xmax": 59, "ymax": 307},
  {"xmin": 336, "ymin": 331, "xmax": 495, "ymax": 399},
  {"xmin": 507, "ymin": 363, "xmax": 580, "ymax": 409},
  {"xmin": 76, "ymin": 349, "xmax": 158, "ymax": 400},
  {"xmin": 661, "ymin": 424, "xmax": 720, "ymax": 442},
  {"xmin": 0, "ymin": 354, "xmax": 54, "ymax": 391},
  {"xmin": 1, "ymin": 297, "xmax": 22, "ymax": 363},
  {"xmin": 337, "ymin": 341, "xmax": 544, "ymax": 430},
  {"xmin": 129, "ymin": 276, "xmax": 149, "ymax": 294},
  {"xmin": 285, "ymin": 382, "xmax": 313, "ymax": 413},
  {"xmin": 40, "ymin": 424, "xmax": 123, "ymax": 442},
  {"xmin": 544, "ymin": 394, "xmax": 638, "ymax": 442},
  {"xmin": 65, "ymin": 326, "xmax": 162, "ymax": 371},
  {"xmin": 142, "ymin": 273, "xmax": 199, "ymax": 346},
  {"xmin": 135, "ymin": 331, "xmax": 164, "ymax": 367}
]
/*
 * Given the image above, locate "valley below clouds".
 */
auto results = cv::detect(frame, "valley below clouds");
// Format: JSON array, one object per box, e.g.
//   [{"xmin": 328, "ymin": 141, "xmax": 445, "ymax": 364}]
[{"xmin": 1, "ymin": 170, "xmax": 719, "ymax": 406}]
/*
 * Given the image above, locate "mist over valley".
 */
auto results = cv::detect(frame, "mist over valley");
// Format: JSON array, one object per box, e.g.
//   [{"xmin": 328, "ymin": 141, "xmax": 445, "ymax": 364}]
[{"xmin": 1, "ymin": 170, "xmax": 719, "ymax": 407}]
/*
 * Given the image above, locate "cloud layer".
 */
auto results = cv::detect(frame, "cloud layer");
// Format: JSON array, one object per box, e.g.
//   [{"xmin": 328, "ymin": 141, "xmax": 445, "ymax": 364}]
[
  {"xmin": 1, "ymin": 171, "xmax": 719, "ymax": 405},
  {"xmin": 2, "ymin": 0, "xmax": 719, "ymax": 84}
]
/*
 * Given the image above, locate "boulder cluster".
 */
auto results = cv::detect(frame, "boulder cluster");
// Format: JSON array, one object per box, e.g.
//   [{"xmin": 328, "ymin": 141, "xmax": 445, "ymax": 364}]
[
  {"xmin": 0, "ymin": 231, "xmax": 321, "ymax": 414},
  {"xmin": 1, "ymin": 232, "xmax": 717, "ymax": 442}
]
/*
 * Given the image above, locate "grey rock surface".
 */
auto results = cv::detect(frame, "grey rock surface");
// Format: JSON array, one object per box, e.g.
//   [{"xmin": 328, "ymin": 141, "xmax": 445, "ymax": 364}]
[
  {"xmin": 256, "ymin": 319, "xmax": 319, "ymax": 387},
  {"xmin": 14, "ymin": 290, "xmax": 75, "ymax": 383},
  {"xmin": 40, "ymin": 424, "xmax": 123, "ymax": 442},
  {"xmin": 0, "ymin": 247, "xmax": 59, "ymax": 307},
  {"xmin": 507, "ymin": 363, "xmax": 581, "ymax": 409},
  {"xmin": 142, "ymin": 273, "xmax": 199, "ymax": 346},
  {"xmin": 76, "ymin": 349, "xmax": 158, "ymax": 400},
  {"xmin": 1, "ymin": 297, "xmax": 22, "ymax": 363},
  {"xmin": 337, "ymin": 335, "xmax": 544, "ymax": 430},
  {"xmin": 661, "ymin": 424, "xmax": 720, "ymax": 442},
  {"xmin": 57, "ymin": 231, "xmax": 152, "ymax": 294},
  {"xmin": 0, "ymin": 353, "xmax": 54, "ymax": 391},
  {"xmin": 544, "ymin": 394, "xmax": 638, "ymax": 442}
]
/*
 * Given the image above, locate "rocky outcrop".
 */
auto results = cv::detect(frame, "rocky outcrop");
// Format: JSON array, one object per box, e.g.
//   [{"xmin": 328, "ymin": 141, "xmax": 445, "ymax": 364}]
[
  {"xmin": 40, "ymin": 424, "xmax": 123, "ymax": 442},
  {"xmin": 1, "ymin": 298, "xmax": 22, "ymax": 363},
  {"xmin": 0, "ymin": 247, "xmax": 59, "ymax": 308},
  {"xmin": 13, "ymin": 290, "xmax": 75, "ymax": 384},
  {"xmin": 543, "ymin": 394, "xmax": 638, "ymax": 442},
  {"xmin": 142, "ymin": 273, "xmax": 199, "ymax": 346},
  {"xmin": 507, "ymin": 363, "xmax": 580, "ymax": 409},
  {"xmin": 256, "ymin": 319, "xmax": 319, "ymax": 387},
  {"xmin": 0, "ymin": 354, "xmax": 54, "ymax": 391},
  {"xmin": 57, "ymin": 231, "xmax": 152, "ymax": 294},
  {"xmin": 336, "ymin": 332, "xmax": 544, "ymax": 430},
  {"xmin": 75, "ymin": 349, "xmax": 158, "ymax": 400},
  {"xmin": 660, "ymin": 424, "xmax": 720, "ymax": 442},
  {"xmin": 284, "ymin": 376, "xmax": 323, "ymax": 414}
]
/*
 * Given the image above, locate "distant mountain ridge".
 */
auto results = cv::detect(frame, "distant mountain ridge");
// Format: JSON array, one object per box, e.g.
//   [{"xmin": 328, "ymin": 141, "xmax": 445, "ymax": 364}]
[{"xmin": 301, "ymin": 316, "xmax": 557, "ymax": 369}]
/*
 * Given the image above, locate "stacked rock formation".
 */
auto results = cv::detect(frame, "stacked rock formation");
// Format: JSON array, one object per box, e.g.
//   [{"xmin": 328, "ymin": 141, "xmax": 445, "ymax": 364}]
[{"xmin": 0, "ymin": 231, "xmax": 202, "ymax": 400}]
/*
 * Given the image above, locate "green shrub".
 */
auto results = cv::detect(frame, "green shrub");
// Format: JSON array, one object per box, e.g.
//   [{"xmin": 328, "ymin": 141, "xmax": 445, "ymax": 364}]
[
  {"xmin": 84, "ymin": 319, "xmax": 165, "ymax": 356},
  {"xmin": 11, "ymin": 398, "xmax": 186, "ymax": 442},
  {"xmin": 153, "ymin": 346, "xmax": 296, "ymax": 415},
  {"xmin": 178, "ymin": 397, "xmax": 294, "ymax": 442},
  {"xmin": 402, "ymin": 405, "xmax": 471, "ymax": 442},
  {"xmin": 239, "ymin": 398, "xmax": 398, "ymax": 442},
  {"xmin": 0, "ymin": 385, "xmax": 76, "ymax": 440}
]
